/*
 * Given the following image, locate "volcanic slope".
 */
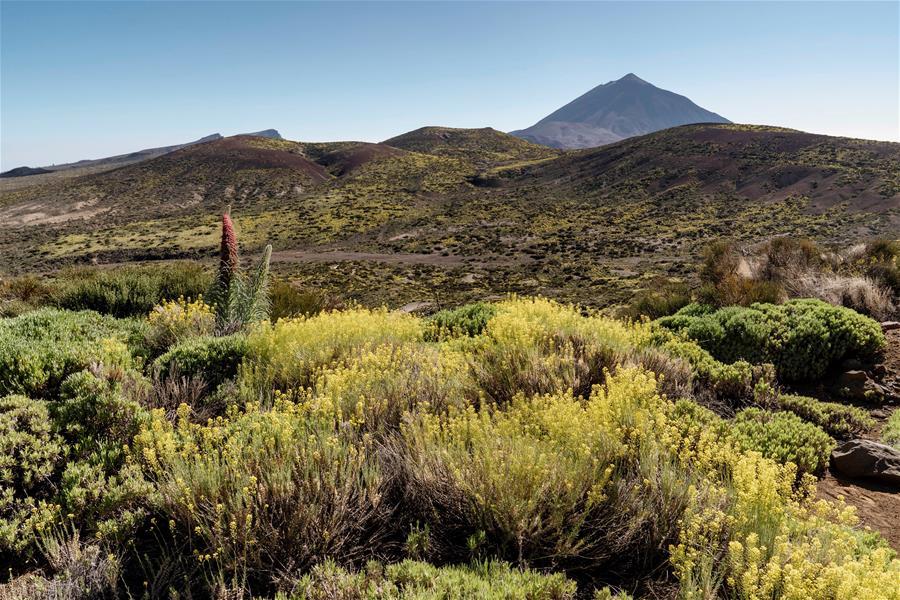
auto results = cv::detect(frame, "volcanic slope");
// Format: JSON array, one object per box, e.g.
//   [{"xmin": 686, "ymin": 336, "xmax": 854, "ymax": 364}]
[{"xmin": 1, "ymin": 124, "xmax": 897, "ymax": 308}]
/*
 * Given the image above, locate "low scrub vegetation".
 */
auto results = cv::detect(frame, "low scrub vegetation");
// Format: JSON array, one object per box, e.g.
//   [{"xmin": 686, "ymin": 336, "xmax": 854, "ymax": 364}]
[
  {"xmin": 697, "ymin": 237, "xmax": 899, "ymax": 320},
  {"xmin": 772, "ymin": 393, "xmax": 873, "ymax": 439},
  {"xmin": 1, "ymin": 292, "xmax": 896, "ymax": 598},
  {"xmin": 730, "ymin": 408, "xmax": 835, "ymax": 475},
  {"xmin": 884, "ymin": 409, "xmax": 900, "ymax": 450},
  {"xmin": 1, "ymin": 217, "xmax": 896, "ymax": 598}
]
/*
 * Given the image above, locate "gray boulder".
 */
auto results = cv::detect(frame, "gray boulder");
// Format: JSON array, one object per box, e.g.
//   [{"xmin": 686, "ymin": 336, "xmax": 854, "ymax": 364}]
[
  {"xmin": 836, "ymin": 370, "xmax": 885, "ymax": 402},
  {"xmin": 830, "ymin": 439, "xmax": 900, "ymax": 486}
]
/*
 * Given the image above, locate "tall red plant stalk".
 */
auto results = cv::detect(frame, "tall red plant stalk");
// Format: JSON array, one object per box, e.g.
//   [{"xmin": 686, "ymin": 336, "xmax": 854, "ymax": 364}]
[{"xmin": 218, "ymin": 206, "xmax": 239, "ymax": 289}]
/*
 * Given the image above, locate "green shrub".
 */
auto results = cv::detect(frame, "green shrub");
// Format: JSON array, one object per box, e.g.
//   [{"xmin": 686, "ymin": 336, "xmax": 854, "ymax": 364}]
[
  {"xmin": 269, "ymin": 279, "xmax": 331, "ymax": 320},
  {"xmin": 0, "ymin": 395, "xmax": 65, "ymax": 556},
  {"xmin": 0, "ymin": 275, "xmax": 55, "ymax": 317},
  {"xmin": 0, "ymin": 309, "xmax": 138, "ymax": 398},
  {"xmin": 621, "ymin": 282, "xmax": 692, "ymax": 320},
  {"xmin": 55, "ymin": 367, "xmax": 146, "ymax": 461},
  {"xmin": 730, "ymin": 408, "xmax": 835, "ymax": 474},
  {"xmin": 153, "ymin": 334, "xmax": 248, "ymax": 390},
  {"xmin": 54, "ymin": 262, "xmax": 210, "ymax": 318},
  {"xmin": 774, "ymin": 394, "xmax": 873, "ymax": 439},
  {"xmin": 646, "ymin": 328, "xmax": 758, "ymax": 399},
  {"xmin": 425, "ymin": 302, "xmax": 497, "ymax": 340},
  {"xmin": 883, "ymin": 409, "xmax": 900, "ymax": 450},
  {"xmin": 657, "ymin": 300, "xmax": 885, "ymax": 382},
  {"xmin": 284, "ymin": 559, "xmax": 577, "ymax": 599}
]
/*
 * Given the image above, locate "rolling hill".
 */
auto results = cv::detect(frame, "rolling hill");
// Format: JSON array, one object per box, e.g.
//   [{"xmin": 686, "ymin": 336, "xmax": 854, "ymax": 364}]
[
  {"xmin": 511, "ymin": 73, "xmax": 730, "ymax": 149},
  {"xmin": 1, "ymin": 124, "xmax": 897, "ymax": 308}
]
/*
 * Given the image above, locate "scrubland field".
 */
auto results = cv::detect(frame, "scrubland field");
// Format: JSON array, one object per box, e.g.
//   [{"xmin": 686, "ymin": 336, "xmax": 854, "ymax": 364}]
[
  {"xmin": 1, "ymin": 125, "xmax": 900, "ymax": 599},
  {"xmin": 1, "ymin": 209, "xmax": 900, "ymax": 598}
]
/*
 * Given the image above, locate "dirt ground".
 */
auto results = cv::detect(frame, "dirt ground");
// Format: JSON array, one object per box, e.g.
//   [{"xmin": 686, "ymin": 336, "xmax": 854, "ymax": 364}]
[{"xmin": 816, "ymin": 327, "xmax": 900, "ymax": 551}]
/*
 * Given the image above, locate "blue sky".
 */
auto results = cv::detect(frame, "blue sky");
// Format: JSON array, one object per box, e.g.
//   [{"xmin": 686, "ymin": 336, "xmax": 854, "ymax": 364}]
[{"xmin": 1, "ymin": 1, "xmax": 898, "ymax": 169}]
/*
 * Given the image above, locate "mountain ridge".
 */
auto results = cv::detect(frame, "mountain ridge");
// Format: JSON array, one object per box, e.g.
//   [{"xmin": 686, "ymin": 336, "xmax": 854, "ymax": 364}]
[{"xmin": 0, "ymin": 129, "xmax": 283, "ymax": 178}]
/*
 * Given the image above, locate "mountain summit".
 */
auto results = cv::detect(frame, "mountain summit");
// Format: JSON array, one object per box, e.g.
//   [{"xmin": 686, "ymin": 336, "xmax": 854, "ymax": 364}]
[{"xmin": 511, "ymin": 73, "xmax": 730, "ymax": 149}]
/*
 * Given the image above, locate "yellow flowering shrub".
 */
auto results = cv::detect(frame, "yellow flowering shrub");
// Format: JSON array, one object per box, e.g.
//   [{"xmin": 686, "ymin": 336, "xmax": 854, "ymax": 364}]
[
  {"xmin": 470, "ymin": 297, "xmax": 650, "ymax": 403},
  {"xmin": 670, "ymin": 418, "xmax": 900, "ymax": 600},
  {"xmin": 134, "ymin": 400, "xmax": 390, "ymax": 587},
  {"xmin": 240, "ymin": 307, "xmax": 423, "ymax": 394},
  {"xmin": 145, "ymin": 296, "xmax": 215, "ymax": 355},
  {"xmin": 308, "ymin": 343, "xmax": 470, "ymax": 433},
  {"xmin": 400, "ymin": 368, "xmax": 694, "ymax": 570}
]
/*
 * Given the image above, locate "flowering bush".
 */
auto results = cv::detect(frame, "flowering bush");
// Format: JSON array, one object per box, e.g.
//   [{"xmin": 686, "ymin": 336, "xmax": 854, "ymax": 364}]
[
  {"xmin": 241, "ymin": 307, "xmax": 423, "ymax": 393},
  {"xmin": 399, "ymin": 369, "xmax": 694, "ymax": 572},
  {"xmin": 134, "ymin": 401, "xmax": 391, "ymax": 590},
  {"xmin": 145, "ymin": 296, "xmax": 215, "ymax": 356}
]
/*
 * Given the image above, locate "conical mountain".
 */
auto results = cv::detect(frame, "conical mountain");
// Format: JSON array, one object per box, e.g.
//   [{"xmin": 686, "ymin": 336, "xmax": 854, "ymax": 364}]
[{"xmin": 511, "ymin": 73, "xmax": 730, "ymax": 149}]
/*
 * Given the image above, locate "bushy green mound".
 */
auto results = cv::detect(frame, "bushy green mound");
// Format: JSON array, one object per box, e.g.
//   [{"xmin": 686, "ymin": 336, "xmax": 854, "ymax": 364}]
[
  {"xmin": 730, "ymin": 408, "xmax": 835, "ymax": 474},
  {"xmin": 425, "ymin": 302, "xmax": 497, "ymax": 340},
  {"xmin": 153, "ymin": 333, "xmax": 248, "ymax": 388},
  {"xmin": 0, "ymin": 395, "xmax": 63, "ymax": 554},
  {"xmin": 0, "ymin": 309, "xmax": 140, "ymax": 397},
  {"xmin": 657, "ymin": 299, "xmax": 885, "ymax": 381},
  {"xmin": 774, "ymin": 394, "xmax": 873, "ymax": 439}
]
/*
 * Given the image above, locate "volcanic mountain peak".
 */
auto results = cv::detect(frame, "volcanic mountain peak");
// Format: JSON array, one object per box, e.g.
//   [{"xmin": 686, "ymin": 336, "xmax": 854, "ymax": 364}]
[
  {"xmin": 511, "ymin": 73, "xmax": 730, "ymax": 149},
  {"xmin": 617, "ymin": 72, "xmax": 648, "ymax": 84}
]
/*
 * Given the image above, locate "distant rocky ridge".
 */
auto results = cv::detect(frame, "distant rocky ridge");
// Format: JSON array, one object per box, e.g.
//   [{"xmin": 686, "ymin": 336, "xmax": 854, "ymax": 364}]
[
  {"xmin": 0, "ymin": 166, "xmax": 53, "ymax": 178},
  {"xmin": 0, "ymin": 129, "xmax": 282, "ymax": 177},
  {"xmin": 511, "ymin": 73, "xmax": 730, "ymax": 149}
]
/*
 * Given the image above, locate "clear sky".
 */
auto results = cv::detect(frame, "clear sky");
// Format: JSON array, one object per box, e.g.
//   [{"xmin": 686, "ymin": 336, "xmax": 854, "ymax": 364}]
[{"xmin": 1, "ymin": 1, "xmax": 898, "ymax": 169}]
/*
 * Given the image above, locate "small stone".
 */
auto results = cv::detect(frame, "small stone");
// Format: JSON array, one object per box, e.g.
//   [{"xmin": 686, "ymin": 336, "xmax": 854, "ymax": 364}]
[{"xmin": 881, "ymin": 321, "xmax": 900, "ymax": 332}]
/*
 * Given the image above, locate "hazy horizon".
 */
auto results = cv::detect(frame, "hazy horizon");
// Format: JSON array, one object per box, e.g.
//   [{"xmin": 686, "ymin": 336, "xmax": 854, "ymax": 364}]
[{"xmin": 2, "ymin": 1, "xmax": 898, "ymax": 170}]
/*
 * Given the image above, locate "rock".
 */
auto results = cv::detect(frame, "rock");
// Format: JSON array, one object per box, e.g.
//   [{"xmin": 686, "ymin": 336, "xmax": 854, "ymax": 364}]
[
  {"xmin": 872, "ymin": 364, "xmax": 888, "ymax": 378},
  {"xmin": 841, "ymin": 358, "xmax": 864, "ymax": 371},
  {"xmin": 399, "ymin": 301, "xmax": 434, "ymax": 314},
  {"xmin": 881, "ymin": 321, "xmax": 900, "ymax": 332},
  {"xmin": 836, "ymin": 370, "xmax": 884, "ymax": 402},
  {"xmin": 831, "ymin": 439, "xmax": 900, "ymax": 486}
]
